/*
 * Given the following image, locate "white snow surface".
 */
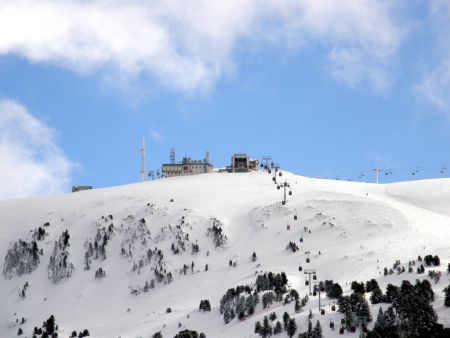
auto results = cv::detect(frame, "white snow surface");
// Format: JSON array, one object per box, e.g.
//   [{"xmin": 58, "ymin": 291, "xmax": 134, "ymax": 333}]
[{"xmin": 1, "ymin": 171, "xmax": 450, "ymax": 337}]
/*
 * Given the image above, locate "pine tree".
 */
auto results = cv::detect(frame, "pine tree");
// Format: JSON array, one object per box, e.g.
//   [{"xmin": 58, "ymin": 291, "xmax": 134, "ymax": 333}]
[
  {"xmin": 282, "ymin": 312, "xmax": 290, "ymax": 330},
  {"xmin": 286, "ymin": 318, "xmax": 297, "ymax": 337},
  {"xmin": 370, "ymin": 286, "xmax": 383, "ymax": 304},
  {"xmin": 294, "ymin": 299, "xmax": 301, "ymax": 313},
  {"xmin": 312, "ymin": 320, "xmax": 322, "ymax": 338},
  {"xmin": 273, "ymin": 321, "xmax": 282, "ymax": 334},
  {"xmin": 357, "ymin": 298, "xmax": 372, "ymax": 323},
  {"xmin": 262, "ymin": 316, "xmax": 272, "ymax": 337},
  {"xmin": 345, "ymin": 308, "xmax": 353, "ymax": 330},
  {"xmin": 374, "ymin": 307, "xmax": 385, "ymax": 331},
  {"xmin": 445, "ymin": 286, "xmax": 450, "ymax": 307},
  {"xmin": 254, "ymin": 321, "xmax": 262, "ymax": 334}
]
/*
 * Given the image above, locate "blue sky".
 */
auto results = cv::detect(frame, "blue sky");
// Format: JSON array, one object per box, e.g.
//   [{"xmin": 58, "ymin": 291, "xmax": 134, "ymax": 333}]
[{"xmin": 1, "ymin": 0, "xmax": 450, "ymax": 199}]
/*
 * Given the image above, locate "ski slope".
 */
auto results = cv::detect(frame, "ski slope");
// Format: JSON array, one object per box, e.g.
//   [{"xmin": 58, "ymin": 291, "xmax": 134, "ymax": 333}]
[{"xmin": 1, "ymin": 171, "xmax": 450, "ymax": 337}]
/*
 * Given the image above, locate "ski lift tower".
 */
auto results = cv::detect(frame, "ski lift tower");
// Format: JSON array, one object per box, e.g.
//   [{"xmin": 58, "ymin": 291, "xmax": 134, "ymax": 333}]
[
  {"xmin": 278, "ymin": 181, "xmax": 291, "ymax": 205},
  {"xmin": 373, "ymin": 168, "xmax": 381, "ymax": 184},
  {"xmin": 304, "ymin": 269, "xmax": 316, "ymax": 295},
  {"xmin": 262, "ymin": 156, "xmax": 272, "ymax": 171},
  {"xmin": 273, "ymin": 164, "xmax": 280, "ymax": 184}
]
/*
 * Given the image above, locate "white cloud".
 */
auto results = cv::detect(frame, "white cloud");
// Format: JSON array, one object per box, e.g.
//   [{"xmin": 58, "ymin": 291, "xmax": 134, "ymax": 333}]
[
  {"xmin": 150, "ymin": 129, "xmax": 163, "ymax": 141},
  {"xmin": 0, "ymin": 0, "xmax": 402, "ymax": 93},
  {"xmin": 418, "ymin": 59, "xmax": 450, "ymax": 111},
  {"xmin": 416, "ymin": 0, "xmax": 450, "ymax": 113},
  {"xmin": 0, "ymin": 100, "xmax": 72, "ymax": 200}
]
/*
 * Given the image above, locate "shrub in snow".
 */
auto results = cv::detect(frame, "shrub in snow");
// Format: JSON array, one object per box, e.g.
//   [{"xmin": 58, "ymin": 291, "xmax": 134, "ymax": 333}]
[
  {"xmin": 199, "ymin": 300, "xmax": 211, "ymax": 312},
  {"xmin": 48, "ymin": 231, "xmax": 74, "ymax": 283},
  {"xmin": 206, "ymin": 218, "xmax": 227, "ymax": 248},
  {"xmin": 3, "ymin": 239, "xmax": 41, "ymax": 279},
  {"xmin": 173, "ymin": 329, "xmax": 204, "ymax": 337}
]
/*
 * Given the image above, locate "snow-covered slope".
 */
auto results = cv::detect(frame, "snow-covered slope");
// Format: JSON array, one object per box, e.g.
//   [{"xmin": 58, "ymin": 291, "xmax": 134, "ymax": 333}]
[{"xmin": 2, "ymin": 171, "xmax": 450, "ymax": 337}]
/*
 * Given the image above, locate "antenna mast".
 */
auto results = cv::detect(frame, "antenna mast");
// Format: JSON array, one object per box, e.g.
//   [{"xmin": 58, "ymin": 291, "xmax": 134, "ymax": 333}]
[
  {"xmin": 170, "ymin": 148, "xmax": 176, "ymax": 164},
  {"xmin": 140, "ymin": 137, "xmax": 146, "ymax": 181}
]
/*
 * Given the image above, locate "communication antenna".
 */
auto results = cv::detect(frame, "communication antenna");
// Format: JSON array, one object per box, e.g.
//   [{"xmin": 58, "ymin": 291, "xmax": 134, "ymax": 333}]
[
  {"xmin": 170, "ymin": 148, "xmax": 176, "ymax": 164},
  {"xmin": 140, "ymin": 137, "xmax": 146, "ymax": 182},
  {"xmin": 205, "ymin": 150, "xmax": 210, "ymax": 163}
]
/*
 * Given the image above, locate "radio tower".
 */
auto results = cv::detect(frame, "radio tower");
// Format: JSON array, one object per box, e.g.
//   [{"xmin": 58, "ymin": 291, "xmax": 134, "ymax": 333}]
[
  {"xmin": 170, "ymin": 148, "xmax": 176, "ymax": 164},
  {"xmin": 140, "ymin": 137, "xmax": 146, "ymax": 181}
]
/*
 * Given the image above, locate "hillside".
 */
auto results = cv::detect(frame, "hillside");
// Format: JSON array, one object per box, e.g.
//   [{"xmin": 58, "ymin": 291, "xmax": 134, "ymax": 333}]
[{"xmin": 2, "ymin": 171, "xmax": 450, "ymax": 338}]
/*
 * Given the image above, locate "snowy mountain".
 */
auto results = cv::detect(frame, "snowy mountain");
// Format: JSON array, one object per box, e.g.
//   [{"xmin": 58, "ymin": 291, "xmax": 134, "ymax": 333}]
[{"xmin": 2, "ymin": 171, "xmax": 450, "ymax": 338}]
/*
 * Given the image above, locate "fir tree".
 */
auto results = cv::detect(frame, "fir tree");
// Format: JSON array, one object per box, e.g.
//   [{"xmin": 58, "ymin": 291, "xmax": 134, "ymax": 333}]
[
  {"xmin": 445, "ymin": 285, "xmax": 450, "ymax": 307},
  {"xmin": 254, "ymin": 321, "xmax": 262, "ymax": 334},
  {"xmin": 312, "ymin": 320, "xmax": 322, "ymax": 338},
  {"xmin": 286, "ymin": 318, "xmax": 297, "ymax": 337},
  {"xmin": 273, "ymin": 321, "xmax": 282, "ymax": 334},
  {"xmin": 356, "ymin": 298, "xmax": 372, "ymax": 324},
  {"xmin": 294, "ymin": 299, "xmax": 301, "ymax": 313},
  {"xmin": 282, "ymin": 312, "xmax": 290, "ymax": 330},
  {"xmin": 370, "ymin": 286, "xmax": 383, "ymax": 304},
  {"xmin": 261, "ymin": 316, "xmax": 272, "ymax": 338}
]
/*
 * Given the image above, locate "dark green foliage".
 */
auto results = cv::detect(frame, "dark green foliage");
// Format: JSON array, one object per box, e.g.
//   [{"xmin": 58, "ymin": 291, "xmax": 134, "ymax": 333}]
[
  {"xmin": 254, "ymin": 321, "xmax": 262, "ymax": 334},
  {"xmin": 356, "ymin": 298, "xmax": 372, "ymax": 323},
  {"xmin": 313, "ymin": 320, "xmax": 322, "ymax": 338},
  {"xmin": 282, "ymin": 312, "xmax": 290, "ymax": 329},
  {"xmin": 219, "ymin": 284, "xmax": 253, "ymax": 323},
  {"xmin": 273, "ymin": 321, "xmax": 282, "ymax": 334},
  {"xmin": 351, "ymin": 281, "xmax": 365, "ymax": 294},
  {"xmin": 173, "ymin": 329, "xmax": 202, "ymax": 338},
  {"xmin": 17, "ymin": 328, "xmax": 23, "ymax": 336},
  {"xmin": 286, "ymin": 318, "xmax": 297, "ymax": 337},
  {"xmin": 294, "ymin": 299, "xmax": 301, "ymax": 313},
  {"xmin": 424, "ymin": 255, "xmax": 440, "ymax": 267},
  {"xmin": 255, "ymin": 272, "xmax": 288, "ymax": 295},
  {"xmin": 207, "ymin": 218, "xmax": 227, "ymax": 247},
  {"xmin": 417, "ymin": 264, "xmax": 425, "ymax": 274},
  {"xmin": 269, "ymin": 312, "xmax": 276, "ymax": 321},
  {"xmin": 366, "ymin": 279, "xmax": 380, "ymax": 293},
  {"xmin": 444, "ymin": 285, "xmax": 450, "ymax": 306},
  {"xmin": 44, "ymin": 315, "xmax": 56, "ymax": 335},
  {"xmin": 323, "ymin": 280, "xmax": 343, "ymax": 299},
  {"xmin": 78, "ymin": 329, "xmax": 90, "ymax": 337},
  {"xmin": 286, "ymin": 241, "xmax": 299, "ymax": 252},
  {"xmin": 199, "ymin": 300, "xmax": 211, "ymax": 312},
  {"xmin": 384, "ymin": 284, "xmax": 399, "ymax": 303},
  {"xmin": 370, "ymin": 285, "xmax": 384, "ymax": 304},
  {"xmin": 260, "ymin": 316, "xmax": 272, "ymax": 338}
]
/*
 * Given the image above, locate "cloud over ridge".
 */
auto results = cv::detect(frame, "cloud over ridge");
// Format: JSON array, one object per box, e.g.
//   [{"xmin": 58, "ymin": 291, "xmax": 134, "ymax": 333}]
[{"xmin": 0, "ymin": 0, "xmax": 402, "ymax": 93}]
